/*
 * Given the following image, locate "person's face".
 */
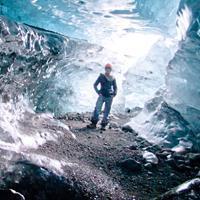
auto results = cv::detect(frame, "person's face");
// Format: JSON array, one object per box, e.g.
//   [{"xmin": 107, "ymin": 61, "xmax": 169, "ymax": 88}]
[{"xmin": 105, "ymin": 67, "xmax": 111, "ymax": 74}]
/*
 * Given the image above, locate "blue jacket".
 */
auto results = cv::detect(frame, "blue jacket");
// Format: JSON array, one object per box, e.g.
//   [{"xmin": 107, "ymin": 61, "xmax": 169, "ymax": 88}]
[{"xmin": 94, "ymin": 73, "xmax": 117, "ymax": 97}]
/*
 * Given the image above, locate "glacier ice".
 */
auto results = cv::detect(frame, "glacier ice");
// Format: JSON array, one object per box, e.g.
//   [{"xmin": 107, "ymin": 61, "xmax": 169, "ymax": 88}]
[
  {"xmin": 0, "ymin": 14, "xmax": 128, "ymax": 152},
  {"xmin": 135, "ymin": 0, "xmax": 181, "ymax": 35},
  {"xmin": 1, "ymin": 0, "xmax": 180, "ymax": 116},
  {"xmin": 127, "ymin": 0, "xmax": 200, "ymax": 151},
  {"xmin": 123, "ymin": 37, "xmax": 178, "ymax": 109},
  {"xmin": 165, "ymin": 0, "xmax": 200, "ymax": 132},
  {"xmin": 126, "ymin": 91, "xmax": 195, "ymax": 150},
  {"xmin": 0, "ymin": 16, "xmax": 126, "ymax": 115}
]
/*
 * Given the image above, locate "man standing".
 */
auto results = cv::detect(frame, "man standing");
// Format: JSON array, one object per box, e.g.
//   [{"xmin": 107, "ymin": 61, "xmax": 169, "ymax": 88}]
[{"xmin": 87, "ymin": 63, "xmax": 117, "ymax": 130}]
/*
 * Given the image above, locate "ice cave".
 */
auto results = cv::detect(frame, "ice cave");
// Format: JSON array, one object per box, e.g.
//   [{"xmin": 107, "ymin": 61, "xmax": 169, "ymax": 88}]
[{"xmin": 0, "ymin": 0, "xmax": 200, "ymax": 200}]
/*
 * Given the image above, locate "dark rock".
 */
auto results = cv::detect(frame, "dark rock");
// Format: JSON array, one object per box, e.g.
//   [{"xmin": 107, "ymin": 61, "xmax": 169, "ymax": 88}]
[
  {"xmin": 118, "ymin": 159, "xmax": 142, "ymax": 173},
  {"xmin": 129, "ymin": 144, "xmax": 138, "ymax": 150},
  {"xmin": 78, "ymin": 0, "xmax": 85, "ymax": 4},
  {"xmin": 166, "ymin": 158, "xmax": 178, "ymax": 168},
  {"xmin": 155, "ymin": 178, "xmax": 200, "ymax": 200},
  {"xmin": 122, "ymin": 125, "xmax": 137, "ymax": 134},
  {"xmin": 2, "ymin": 93, "xmax": 10, "ymax": 103},
  {"xmin": 125, "ymin": 107, "xmax": 142, "ymax": 116},
  {"xmin": 125, "ymin": 108, "xmax": 132, "ymax": 113},
  {"xmin": 188, "ymin": 153, "xmax": 200, "ymax": 167},
  {"xmin": 160, "ymin": 149, "xmax": 174, "ymax": 154},
  {"xmin": 177, "ymin": 164, "xmax": 192, "ymax": 172},
  {"xmin": 173, "ymin": 153, "xmax": 186, "ymax": 161},
  {"xmin": 144, "ymin": 163, "xmax": 153, "ymax": 170},
  {"xmin": 1, "ymin": 161, "xmax": 92, "ymax": 200},
  {"xmin": 156, "ymin": 152, "xmax": 169, "ymax": 159},
  {"xmin": 184, "ymin": 160, "xmax": 190, "ymax": 165},
  {"xmin": 0, "ymin": 189, "xmax": 25, "ymax": 200},
  {"xmin": 176, "ymin": 159, "xmax": 185, "ymax": 165},
  {"xmin": 166, "ymin": 158, "xmax": 192, "ymax": 172}
]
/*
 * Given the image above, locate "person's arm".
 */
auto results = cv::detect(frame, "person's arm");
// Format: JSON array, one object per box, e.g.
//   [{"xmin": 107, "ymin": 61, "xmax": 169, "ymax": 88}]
[
  {"xmin": 113, "ymin": 78, "xmax": 117, "ymax": 97},
  {"xmin": 93, "ymin": 75, "xmax": 101, "ymax": 94}
]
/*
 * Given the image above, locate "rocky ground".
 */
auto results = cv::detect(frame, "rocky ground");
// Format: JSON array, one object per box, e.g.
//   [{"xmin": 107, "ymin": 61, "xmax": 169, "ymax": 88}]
[{"xmin": 0, "ymin": 112, "xmax": 200, "ymax": 200}]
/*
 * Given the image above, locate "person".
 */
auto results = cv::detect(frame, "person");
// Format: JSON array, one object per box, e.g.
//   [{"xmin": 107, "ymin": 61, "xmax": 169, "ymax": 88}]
[{"xmin": 87, "ymin": 63, "xmax": 117, "ymax": 130}]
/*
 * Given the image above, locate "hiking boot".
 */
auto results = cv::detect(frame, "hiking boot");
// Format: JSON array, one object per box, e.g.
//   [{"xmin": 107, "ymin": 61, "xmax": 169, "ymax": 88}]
[
  {"xmin": 87, "ymin": 123, "xmax": 97, "ymax": 129},
  {"xmin": 100, "ymin": 125, "xmax": 106, "ymax": 131}
]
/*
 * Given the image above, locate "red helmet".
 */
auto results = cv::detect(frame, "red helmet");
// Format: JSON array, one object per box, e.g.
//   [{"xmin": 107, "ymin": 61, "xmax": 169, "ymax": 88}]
[{"xmin": 105, "ymin": 63, "xmax": 112, "ymax": 69}]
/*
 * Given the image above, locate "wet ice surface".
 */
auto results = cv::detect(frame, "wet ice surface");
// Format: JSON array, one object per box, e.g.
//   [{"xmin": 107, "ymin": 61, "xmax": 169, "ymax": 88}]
[{"xmin": 0, "ymin": 95, "xmax": 76, "ymax": 155}]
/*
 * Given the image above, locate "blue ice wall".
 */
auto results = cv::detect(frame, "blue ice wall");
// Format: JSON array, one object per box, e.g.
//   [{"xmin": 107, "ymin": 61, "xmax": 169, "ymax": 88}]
[{"xmin": 165, "ymin": 0, "xmax": 200, "ymax": 132}]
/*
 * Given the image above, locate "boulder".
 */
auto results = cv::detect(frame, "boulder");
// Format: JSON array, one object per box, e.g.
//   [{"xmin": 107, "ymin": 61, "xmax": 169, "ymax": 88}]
[
  {"xmin": 1, "ymin": 161, "xmax": 90, "ymax": 200},
  {"xmin": 155, "ymin": 178, "xmax": 200, "ymax": 200},
  {"xmin": 118, "ymin": 158, "xmax": 142, "ymax": 172},
  {"xmin": 156, "ymin": 151, "xmax": 170, "ymax": 159},
  {"xmin": 143, "ymin": 151, "xmax": 159, "ymax": 164},
  {"xmin": 188, "ymin": 153, "xmax": 200, "ymax": 167},
  {"xmin": 122, "ymin": 125, "xmax": 136, "ymax": 134},
  {"xmin": 0, "ymin": 189, "xmax": 25, "ymax": 200}
]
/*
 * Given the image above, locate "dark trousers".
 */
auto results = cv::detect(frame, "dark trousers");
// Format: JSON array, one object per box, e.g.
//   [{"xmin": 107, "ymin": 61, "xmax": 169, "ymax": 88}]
[{"xmin": 91, "ymin": 95, "xmax": 113, "ymax": 126}]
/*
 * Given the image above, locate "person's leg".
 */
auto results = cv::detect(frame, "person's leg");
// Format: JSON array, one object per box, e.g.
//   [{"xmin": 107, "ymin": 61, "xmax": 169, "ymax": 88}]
[
  {"xmin": 91, "ymin": 95, "xmax": 104, "ymax": 125},
  {"xmin": 101, "ymin": 97, "xmax": 113, "ymax": 127}
]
